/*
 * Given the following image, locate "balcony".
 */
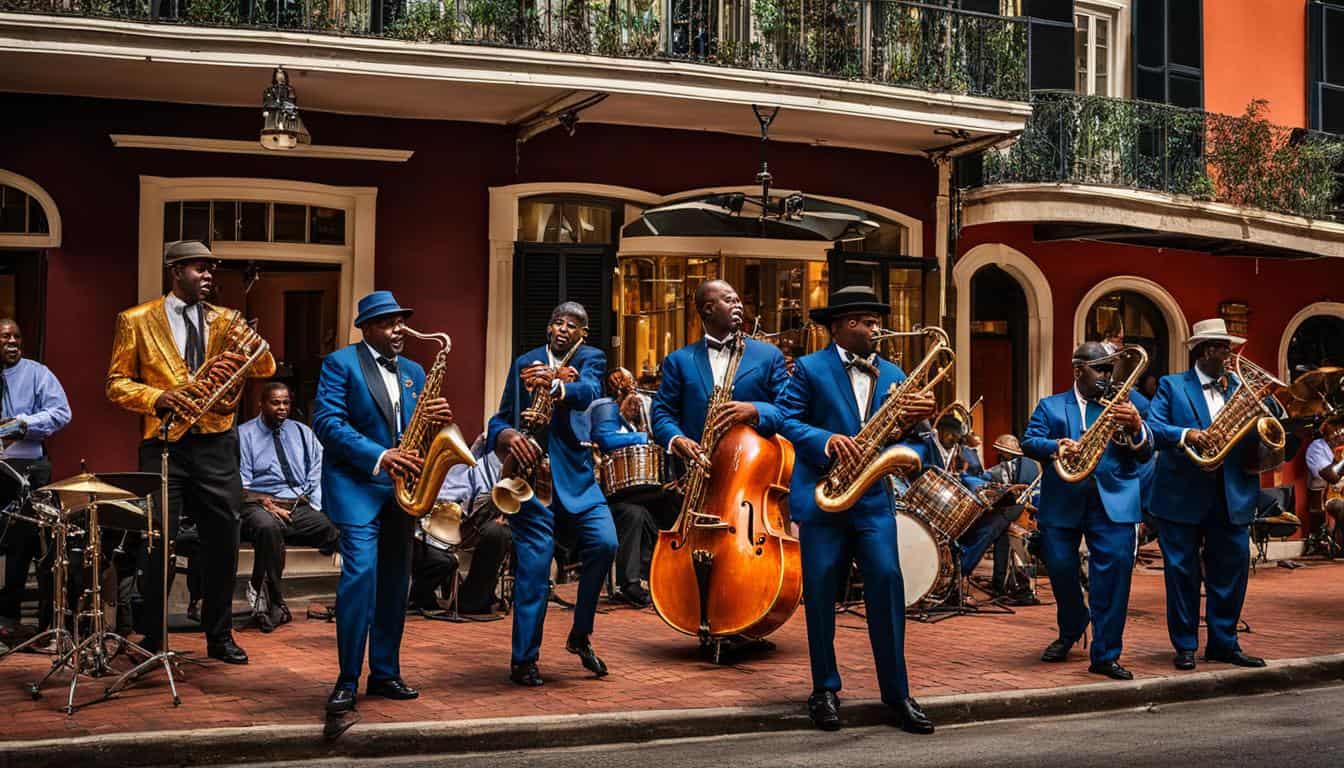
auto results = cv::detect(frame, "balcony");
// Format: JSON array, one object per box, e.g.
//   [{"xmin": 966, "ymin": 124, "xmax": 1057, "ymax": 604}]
[
  {"xmin": 963, "ymin": 92, "xmax": 1344, "ymax": 259},
  {"xmin": 0, "ymin": 1, "xmax": 1032, "ymax": 154}
]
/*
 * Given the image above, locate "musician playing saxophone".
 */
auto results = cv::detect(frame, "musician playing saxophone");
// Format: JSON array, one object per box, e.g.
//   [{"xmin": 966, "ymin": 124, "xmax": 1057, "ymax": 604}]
[
  {"xmin": 776, "ymin": 286, "xmax": 936, "ymax": 734},
  {"xmin": 1020, "ymin": 342, "xmax": 1151, "ymax": 681},
  {"xmin": 490, "ymin": 302, "xmax": 615, "ymax": 687},
  {"xmin": 105, "ymin": 240, "xmax": 276, "ymax": 662}
]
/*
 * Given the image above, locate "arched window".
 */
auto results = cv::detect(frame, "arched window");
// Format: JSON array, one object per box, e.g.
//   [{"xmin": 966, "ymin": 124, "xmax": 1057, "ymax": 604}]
[
  {"xmin": 1083, "ymin": 290, "xmax": 1172, "ymax": 378},
  {"xmin": 1287, "ymin": 315, "xmax": 1344, "ymax": 382},
  {"xmin": 0, "ymin": 171, "xmax": 61, "ymax": 360}
]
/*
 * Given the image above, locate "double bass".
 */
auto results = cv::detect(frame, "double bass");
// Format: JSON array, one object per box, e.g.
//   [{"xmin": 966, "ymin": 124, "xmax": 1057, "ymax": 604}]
[{"xmin": 649, "ymin": 335, "xmax": 802, "ymax": 658}]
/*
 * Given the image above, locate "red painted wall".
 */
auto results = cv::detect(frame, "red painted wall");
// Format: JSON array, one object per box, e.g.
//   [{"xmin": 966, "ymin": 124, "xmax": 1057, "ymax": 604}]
[
  {"xmin": 0, "ymin": 92, "xmax": 937, "ymax": 478},
  {"xmin": 1203, "ymin": 0, "xmax": 1309, "ymax": 127}
]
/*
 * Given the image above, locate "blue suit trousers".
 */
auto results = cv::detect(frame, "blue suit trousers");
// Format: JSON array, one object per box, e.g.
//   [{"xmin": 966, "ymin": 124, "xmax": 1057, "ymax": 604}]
[
  {"xmin": 799, "ymin": 513, "xmax": 909, "ymax": 704},
  {"xmin": 334, "ymin": 500, "xmax": 413, "ymax": 689},
  {"xmin": 1156, "ymin": 515, "xmax": 1249, "ymax": 655},
  {"xmin": 511, "ymin": 496, "xmax": 617, "ymax": 666},
  {"xmin": 1039, "ymin": 487, "xmax": 1136, "ymax": 664}
]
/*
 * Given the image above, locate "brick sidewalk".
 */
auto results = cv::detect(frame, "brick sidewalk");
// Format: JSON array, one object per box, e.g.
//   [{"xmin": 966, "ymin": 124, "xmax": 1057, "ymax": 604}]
[{"xmin": 2, "ymin": 553, "xmax": 1341, "ymax": 742}]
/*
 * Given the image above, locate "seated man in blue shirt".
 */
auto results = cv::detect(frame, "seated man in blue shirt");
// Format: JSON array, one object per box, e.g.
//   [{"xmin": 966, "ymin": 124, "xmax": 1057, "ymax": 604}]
[
  {"xmin": 0, "ymin": 318, "xmax": 72, "ymax": 635},
  {"xmin": 238, "ymin": 382, "xmax": 339, "ymax": 632}
]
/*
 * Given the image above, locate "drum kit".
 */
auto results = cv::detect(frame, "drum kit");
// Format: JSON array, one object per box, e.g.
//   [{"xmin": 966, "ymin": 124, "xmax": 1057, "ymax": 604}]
[{"xmin": 0, "ymin": 462, "xmax": 175, "ymax": 713}]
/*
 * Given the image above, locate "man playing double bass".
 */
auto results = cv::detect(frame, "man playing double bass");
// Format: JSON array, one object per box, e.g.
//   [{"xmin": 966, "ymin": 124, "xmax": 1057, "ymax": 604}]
[{"xmin": 777, "ymin": 286, "xmax": 935, "ymax": 734}]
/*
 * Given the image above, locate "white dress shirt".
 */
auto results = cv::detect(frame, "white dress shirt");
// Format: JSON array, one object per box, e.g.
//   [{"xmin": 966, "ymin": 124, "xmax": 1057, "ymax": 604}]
[
  {"xmin": 367, "ymin": 342, "xmax": 403, "ymax": 475},
  {"xmin": 163, "ymin": 293, "xmax": 208, "ymax": 362},
  {"xmin": 1306, "ymin": 437, "xmax": 1339, "ymax": 491},
  {"xmin": 836, "ymin": 345, "xmax": 876, "ymax": 422},
  {"xmin": 704, "ymin": 334, "xmax": 733, "ymax": 388}
]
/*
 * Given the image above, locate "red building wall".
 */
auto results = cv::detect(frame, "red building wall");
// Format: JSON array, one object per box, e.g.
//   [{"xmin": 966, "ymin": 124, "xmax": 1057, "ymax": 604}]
[{"xmin": 0, "ymin": 93, "xmax": 937, "ymax": 477}]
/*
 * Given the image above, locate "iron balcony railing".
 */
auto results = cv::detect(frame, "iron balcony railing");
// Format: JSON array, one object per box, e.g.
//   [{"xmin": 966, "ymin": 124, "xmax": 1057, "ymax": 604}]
[
  {"xmin": 1, "ymin": 0, "xmax": 1031, "ymax": 101},
  {"xmin": 979, "ymin": 91, "xmax": 1344, "ymax": 221}
]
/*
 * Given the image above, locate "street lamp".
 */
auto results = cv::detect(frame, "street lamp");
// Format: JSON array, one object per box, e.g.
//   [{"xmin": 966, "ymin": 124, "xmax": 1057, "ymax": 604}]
[{"xmin": 259, "ymin": 66, "xmax": 310, "ymax": 151}]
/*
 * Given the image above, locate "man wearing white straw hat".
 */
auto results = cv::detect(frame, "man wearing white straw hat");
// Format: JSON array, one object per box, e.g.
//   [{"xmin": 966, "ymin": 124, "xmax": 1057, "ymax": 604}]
[{"xmin": 1146, "ymin": 318, "xmax": 1268, "ymax": 672}]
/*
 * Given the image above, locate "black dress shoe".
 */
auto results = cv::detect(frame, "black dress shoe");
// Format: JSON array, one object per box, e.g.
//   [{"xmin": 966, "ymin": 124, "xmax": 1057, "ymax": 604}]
[
  {"xmin": 1205, "ymin": 648, "xmax": 1267, "ymax": 668},
  {"xmin": 1040, "ymin": 637, "xmax": 1075, "ymax": 663},
  {"xmin": 566, "ymin": 634, "xmax": 609, "ymax": 677},
  {"xmin": 366, "ymin": 677, "xmax": 419, "ymax": 700},
  {"xmin": 206, "ymin": 640, "xmax": 249, "ymax": 665},
  {"xmin": 1088, "ymin": 661, "xmax": 1134, "ymax": 681},
  {"xmin": 326, "ymin": 685, "xmax": 356, "ymax": 715},
  {"xmin": 808, "ymin": 690, "xmax": 842, "ymax": 731},
  {"xmin": 510, "ymin": 662, "xmax": 544, "ymax": 687},
  {"xmin": 895, "ymin": 697, "xmax": 935, "ymax": 735},
  {"xmin": 1173, "ymin": 651, "xmax": 1197, "ymax": 670}
]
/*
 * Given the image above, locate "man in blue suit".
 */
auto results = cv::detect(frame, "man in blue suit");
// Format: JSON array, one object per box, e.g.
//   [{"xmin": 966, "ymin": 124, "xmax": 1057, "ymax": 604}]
[
  {"xmin": 777, "ymin": 286, "xmax": 936, "ymax": 734},
  {"xmin": 1147, "ymin": 318, "xmax": 1271, "ymax": 671},
  {"xmin": 651, "ymin": 279, "xmax": 788, "ymax": 469},
  {"xmin": 1021, "ymin": 341, "xmax": 1152, "ymax": 681},
  {"xmin": 489, "ymin": 302, "xmax": 616, "ymax": 687},
  {"xmin": 314, "ymin": 291, "xmax": 455, "ymax": 716}
]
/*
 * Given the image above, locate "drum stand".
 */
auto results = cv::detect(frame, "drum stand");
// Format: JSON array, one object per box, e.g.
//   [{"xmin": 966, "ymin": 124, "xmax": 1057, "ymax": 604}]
[
  {"xmin": 912, "ymin": 542, "xmax": 1014, "ymax": 624},
  {"xmin": 1, "ymin": 512, "xmax": 82, "ymax": 702}
]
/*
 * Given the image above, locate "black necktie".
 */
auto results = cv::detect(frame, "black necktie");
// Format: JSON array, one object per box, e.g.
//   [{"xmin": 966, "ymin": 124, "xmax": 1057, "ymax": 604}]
[
  {"xmin": 376, "ymin": 356, "xmax": 398, "ymax": 376},
  {"xmin": 844, "ymin": 353, "xmax": 879, "ymax": 378},
  {"xmin": 705, "ymin": 335, "xmax": 737, "ymax": 352},
  {"xmin": 182, "ymin": 304, "xmax": 205, "ymax": 371},
  {"xmin": 272, "ymin": 426, "xmax": 299, "ymax": 488}
]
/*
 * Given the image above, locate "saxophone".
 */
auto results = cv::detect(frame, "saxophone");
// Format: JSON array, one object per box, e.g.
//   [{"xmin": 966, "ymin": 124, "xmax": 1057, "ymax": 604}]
[
  {"xmin": 1182, "ymin": 353, "xmax": 1287, "ymax": 473},
  {"xmin": 160, "ymin": 309, "xmax": 269, "ymax": 443},
  {"xmin": 393, "ymin": 327, "xmax": 476, "ymax": 517},
  {"xmin": 491, "ymin": 335, "xmax": 585, "ymax": 514},
  {"xmin": 814, "ymin": 326, "xmax": 956, "ymax": 513},
  {"xmin": 1053, "ymin": 345, "xmax": 1149, "ymax": 483}
]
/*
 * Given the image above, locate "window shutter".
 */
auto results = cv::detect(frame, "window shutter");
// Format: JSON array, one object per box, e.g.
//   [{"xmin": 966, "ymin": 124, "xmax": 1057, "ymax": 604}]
[
  {"xmin": 1310, "ymin": 1, "xmax": 1344, "ymax": 134},
  {"xmin": 512, "ymin": 246, "xmax": 614, "ymax": 364},
  {"xmin": 1022, "ymin": 0, "xmax": 1075, "ymax": 91},
  {"xmin": 1134, "ymin": 0, "xmax": 1203, "ymax": 106}
]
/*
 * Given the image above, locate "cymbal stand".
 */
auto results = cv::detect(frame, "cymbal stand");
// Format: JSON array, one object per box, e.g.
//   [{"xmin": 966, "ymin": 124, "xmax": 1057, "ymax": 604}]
[
  {"xmin": 100, "ymin": 420, "xmax": 183, "ymax": 708},
  {"xmin": 2, "ymin": 497, "xmax": 82, "ymax": 699}
]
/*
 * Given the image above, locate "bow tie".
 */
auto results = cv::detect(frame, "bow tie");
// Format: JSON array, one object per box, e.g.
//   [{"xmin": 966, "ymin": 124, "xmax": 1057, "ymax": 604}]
[
  {"xmin": 1203, "ymin": 374, "xmax": 1230, "ymax": 395},
  {"xmin": 844, "ymin": 354, "xmax": 879, "ymax": 378},
  {"xmin": 376, "ymin": 356, "xmax": 399, "ymax": 375},
  {"xmin": 705, "ymin": 335, "xmax": 737, "ymax": 352}
]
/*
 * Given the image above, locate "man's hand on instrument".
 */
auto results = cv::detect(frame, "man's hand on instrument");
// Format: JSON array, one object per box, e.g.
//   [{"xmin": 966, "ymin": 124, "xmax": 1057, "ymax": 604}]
[
  {"xmin": 555, "ymin": 366, "xmax": 579, "ymax": 384},
  {"xmin": 1113, "ymin": 401, "xmax": 1143, "ymax": 433},
  {"xmin": 670, "ymin": 435, "xmax": 711, "ymax": 471},
  {"xmin": 826, "ymin": 434, "xmax": 863, "ymax": 467},
  {"xmin": 422, "ymin": 397, "xmax": 453, "ymax": 424},
  {"xmin": 521, "ymin": 363, "xmax": 554, "ymax": 390},
  {"xmin": 501, "ymin": 430, "xmax": 543, "ymax": 474},
  {"xmin": 154, "ymin": 389, "xmax": 201, "ymax": 421},
  {"xmin": 1185, "ymin": 429, "xmax": 1214, "ymax": 452},
  {"xmin": 1057, "ymin": 438, "xmax": 1081, "ymax": 460},
  {"xmin": 710, "ymin": 401, "xmax": 758, "ymax": 433},
  {"xmin": 380, "ymin": 447, "xmax": 424, "ymax": 478},
  {"xmin": 201, "ymin": 351, "xmax": 247, "ymax": 382},
  {"xmin": 898, "ymin": 391, "xmax": 937, "ymax": 419}
]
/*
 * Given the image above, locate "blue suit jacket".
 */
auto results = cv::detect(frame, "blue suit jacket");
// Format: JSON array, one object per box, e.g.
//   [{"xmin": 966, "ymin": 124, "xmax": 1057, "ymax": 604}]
[
  {"xmin": 313, "ymin": 344, "xmax": 425, "ymax": 527},
  {"xmin": 651, "ymin": 337, "xmax": 788, "ymax": 447},
  {"xmin": 1128, "ymin": 390, "xmax": 1156, "ymax": 510},
  {"xmin": 1146, "ymin": 369, "xmax": 1263, "ymax": 526},
  {"xmin": 902, "ymin": 431, "xmax": 989, "ymax": 492},
  {"xmin": 486, "ymin": 343, "xmax": 607, "ymax": 514},
  {"xmin": 778, "ymin": 344, "xmax": 908, "ymax": 526},
  {"xmin": 589, "ymin": 399, "xmax": 650, "ymax": 452},
  {"xmin": 1020, "ymin": 389, "xmax": 1153, "ymax": 527}
]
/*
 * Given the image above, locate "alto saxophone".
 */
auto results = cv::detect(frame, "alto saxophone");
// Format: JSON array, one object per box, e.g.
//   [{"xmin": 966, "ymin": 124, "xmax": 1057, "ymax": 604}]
[
  {"xmin": 393, "ymin": 327, "xmax": 476, "ymax": 517},
  {"xmin": 814, "ymin": 326, "xmax": 955, "ymax": 514},
  {"xmin": 491, "ymin": 334, "xmax": 585, "ymax": 514},
  {"xmin": 1053, "ymin": 345, "xmax": 1149, "ymax": 483},
  {"xmin": 1182, "ymin": 353, "xmax": 1287, "ymax": 473},
  {"xmin": 160, "ymin": 309, "xmax": 269, "ymax": 443}
]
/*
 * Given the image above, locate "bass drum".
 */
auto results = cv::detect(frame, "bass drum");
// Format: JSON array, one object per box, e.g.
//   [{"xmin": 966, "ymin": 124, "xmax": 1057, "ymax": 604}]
[{"xmin": 896, "ymin": 512, "xmax": 954, "ymax": 608}]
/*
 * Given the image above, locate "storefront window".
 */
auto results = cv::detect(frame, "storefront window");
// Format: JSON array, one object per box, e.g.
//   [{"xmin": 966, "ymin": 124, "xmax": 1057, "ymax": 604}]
[{"xmin": 518, "ymin": 198, "xmax": 614, "ymax": 244}]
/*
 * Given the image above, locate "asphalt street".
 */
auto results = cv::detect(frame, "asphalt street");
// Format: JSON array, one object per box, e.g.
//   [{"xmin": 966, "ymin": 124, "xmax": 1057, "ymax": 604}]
[{"xmin": 232, "ymin": 684, "xmax": 1344, "ymax": 768}]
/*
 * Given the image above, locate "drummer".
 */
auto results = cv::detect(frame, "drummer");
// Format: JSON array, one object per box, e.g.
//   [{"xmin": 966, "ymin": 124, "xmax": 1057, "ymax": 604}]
[
  {"xmin": 901, "ymin": 404, "xmax": 989, "ymax": 491},
  {"xmin": 590, "ymin": 371, "xmax": 676, "ymax": 608},
  {"xmin": 0, "ymin": 318, "xmax": 73, "ymax": 639}
]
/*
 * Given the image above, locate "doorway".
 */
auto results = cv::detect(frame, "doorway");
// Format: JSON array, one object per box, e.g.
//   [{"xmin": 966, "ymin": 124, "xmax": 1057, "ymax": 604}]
[{"xmin": 969, "ymin": 265, "xmax": 1029, "ymax": 466}]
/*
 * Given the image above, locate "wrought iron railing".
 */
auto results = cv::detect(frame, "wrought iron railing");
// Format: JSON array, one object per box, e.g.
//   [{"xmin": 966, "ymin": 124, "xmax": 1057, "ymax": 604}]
[
  {"xmin": 980, "ymin": 92, "xmax": 1344, "ymax": 221},
  {"xmin": 0, "ymin": 0, "xmax": 1030, "ymax": 100}
]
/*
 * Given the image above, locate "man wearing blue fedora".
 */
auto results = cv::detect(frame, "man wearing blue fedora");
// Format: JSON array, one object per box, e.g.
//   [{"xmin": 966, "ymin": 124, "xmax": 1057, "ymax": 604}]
[{"xmin": 313, "ymin": 291, "xmax": 454, "ymax": 716}]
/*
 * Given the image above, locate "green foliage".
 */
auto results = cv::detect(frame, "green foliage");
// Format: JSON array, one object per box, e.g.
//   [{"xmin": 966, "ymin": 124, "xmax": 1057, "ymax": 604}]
[
  {"xmin": 186, "ymin": 0, "xmax": 238, "ymax": 25},
  {"xmin": 388, "ymin": 0, "xmax": 458, "ymax": 42}
]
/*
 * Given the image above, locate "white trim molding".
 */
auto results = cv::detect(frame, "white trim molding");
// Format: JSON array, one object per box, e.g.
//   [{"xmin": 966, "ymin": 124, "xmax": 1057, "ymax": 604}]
[
  {"xmin": 1278, "ymin": 302, "xmax": 1344, "ymax": 381},
  {"xmin": 1073, "ymin": 275, "xmax": 1189, "ymax": 374},
  {"xmin": 138, "ymin": 176, "xmax": 376, "ymax": 338},
  {"xmin": 0, "ymin": 168, "xmax": 61, "ymax": 248},
  {"xmin": 953, "ymin": 243, "xmax": 1054, "ymax": 410},
  {"xmin": 111, "ymin": 135, "xmax": 414, "ymax": 162}
]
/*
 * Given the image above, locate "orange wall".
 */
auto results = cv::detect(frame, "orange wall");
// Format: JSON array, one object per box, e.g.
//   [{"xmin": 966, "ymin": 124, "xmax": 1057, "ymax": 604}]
[{"xmin": 1203, "ymin": 0, "xmax": 1309, "ymax": 127}]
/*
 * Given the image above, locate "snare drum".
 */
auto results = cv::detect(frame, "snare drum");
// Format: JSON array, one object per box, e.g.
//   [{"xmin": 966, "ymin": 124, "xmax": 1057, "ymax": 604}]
[
  {"xmin": 902, "ymin": 467, "xmax": 986, "ymax": 541},
  {"xmin": 896, "ymin": 512, "xmax": 954, "ymax": 607},
  {"xmin": 599, "ymin": 445, "xmax": 665, "ymax": 497}
]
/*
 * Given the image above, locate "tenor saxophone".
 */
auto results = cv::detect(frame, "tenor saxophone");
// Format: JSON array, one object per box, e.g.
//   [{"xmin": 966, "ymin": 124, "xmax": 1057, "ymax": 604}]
[
  {"xmin": 159, "ymin": 309, "xmax": 269, "ymax": 443},
  {"xmin": 393, "ymin": 327, "xmax": 476, "ymax": 517},
  {"xmin": 1053, "ymin": 345, "xmax": 1149, "ymax": 483},
  {"xmin": 1182, "ymin": 353, "xmax": 1287, "ymax": 473}
]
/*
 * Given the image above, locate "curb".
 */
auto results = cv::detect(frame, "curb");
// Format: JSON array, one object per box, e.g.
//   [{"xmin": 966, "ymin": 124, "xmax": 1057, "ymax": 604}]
[{"xmin": 4, "ymin": 653, "xmax": 1343, "ymax": 767}]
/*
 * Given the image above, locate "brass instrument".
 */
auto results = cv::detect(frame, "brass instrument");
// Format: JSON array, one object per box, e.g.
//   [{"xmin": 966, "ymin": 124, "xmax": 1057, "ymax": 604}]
[
  {"xmin": 160, "ymin": 309, "xmax": 269, "ymax": 443},
  {"xmin": 1054, "ymin": 345, "xmax": 1149, "ymax": 483},
  {"xmin": 815, "ymin": 325, "xmax": 956, "ymax": 513},
  {"xmin": 491, "ymin": 334, "xmax": 585, "ymax": 514},
  {"xmin": 393, "ymin": 327, "xmax": 476, "ymax": 517},
  {"xmin": 674, "ymin": 333, "xmax": 746, "ymax": 525},
  {"xmin": 1183, "ymin": 353, "xmax": 1288, "ymax": 473}
]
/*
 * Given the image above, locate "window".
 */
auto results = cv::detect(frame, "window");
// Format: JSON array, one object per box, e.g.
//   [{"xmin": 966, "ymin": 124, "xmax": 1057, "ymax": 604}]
[
  {"xmin": 1085, "ymin": 291, "xmax": 1170, "ymax": 378},
  {"xmin": 1310, "ymin": 1, "xmax": 1344, "ymax": 134},
  {"xmin": 1023, "ymin": 0, "xmax": 1077, "ymax": 91},
  {"xmin": 517, "ymin": 198, "xmax": 615, "ymax": 244},
  {"xmin": 1288, "ymin": 315, "xmax": 1344, "ymax": 382},
  {"xmin": 1134, "ymin": 0, "xmax": 1202, "ymax": 107},
  {"xmin": 0, "ymin": 185, "xmax": 50, "ymax": 236},
  {"xmin": 163, "ymin": 201, "xmax": 346, "ymax": 246},
  {"xmin": 1075, "ymin": 6, "xmax": 1115, "ymax": 96}
]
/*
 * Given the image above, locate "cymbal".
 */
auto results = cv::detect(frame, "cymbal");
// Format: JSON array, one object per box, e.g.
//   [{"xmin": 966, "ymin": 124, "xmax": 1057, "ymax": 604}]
[
  {"xmin": 1289, "ymin": 366, "xmax": 1344, "ymax": 403},
  {"xmin": 38, "ymin": 473, "xmax": 137, "ymax": 508}
]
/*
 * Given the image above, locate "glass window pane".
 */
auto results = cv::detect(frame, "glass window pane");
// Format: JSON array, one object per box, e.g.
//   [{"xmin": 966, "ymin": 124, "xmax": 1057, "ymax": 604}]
[
  {"xmin": 1136, "ymin": 0, "xmax": 1165, "ymax": 67},
  {"xmin": 575, "ymin": 204, "xmax": 612, "ymax": 244},
  {"xmin": 1096, "ymin": 18, "xmax": 1109, "ymax": 76},
  {"xmin": 273, "ymin": 204, "xmax": 306, "ymax": 243},
  {"xmin": 518, "ymin": 198, "xmax": 617, "ymax": 243},
  {"xmin": 1168, "ymin": 0, "xmax": 1201, "ymax": 70},
  {"xmin": 0, "ymin": 186, "xmax": 25, "ymax": 233},
  {"xmin": 1168, "ymin": 72, "xmax": 1202, "ymax": 108},
  {"xmin": 28, "ymin": 197, "xmax": 48, "ymax": 235},
  {"xmin": 163, "ymin": 201, "xmax": 181, "ymax": 242},
  {"xmin": 310, "ymin": 207, "xmax": 345, "ymax": 245},
  {"xmin": 181, "ymin": 201, "xmax": 211, "ymax": 245},
  {"xmin": 212, "ymin": 201, "xmax": 237, "ymax": 242},
  {"xmin": 1075, "ymin": 15, "xmax": 1090, "ymax": 94},
  {"xmin": 239, "ymin": 202, "xmax": 267, "ymax": 241}
]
